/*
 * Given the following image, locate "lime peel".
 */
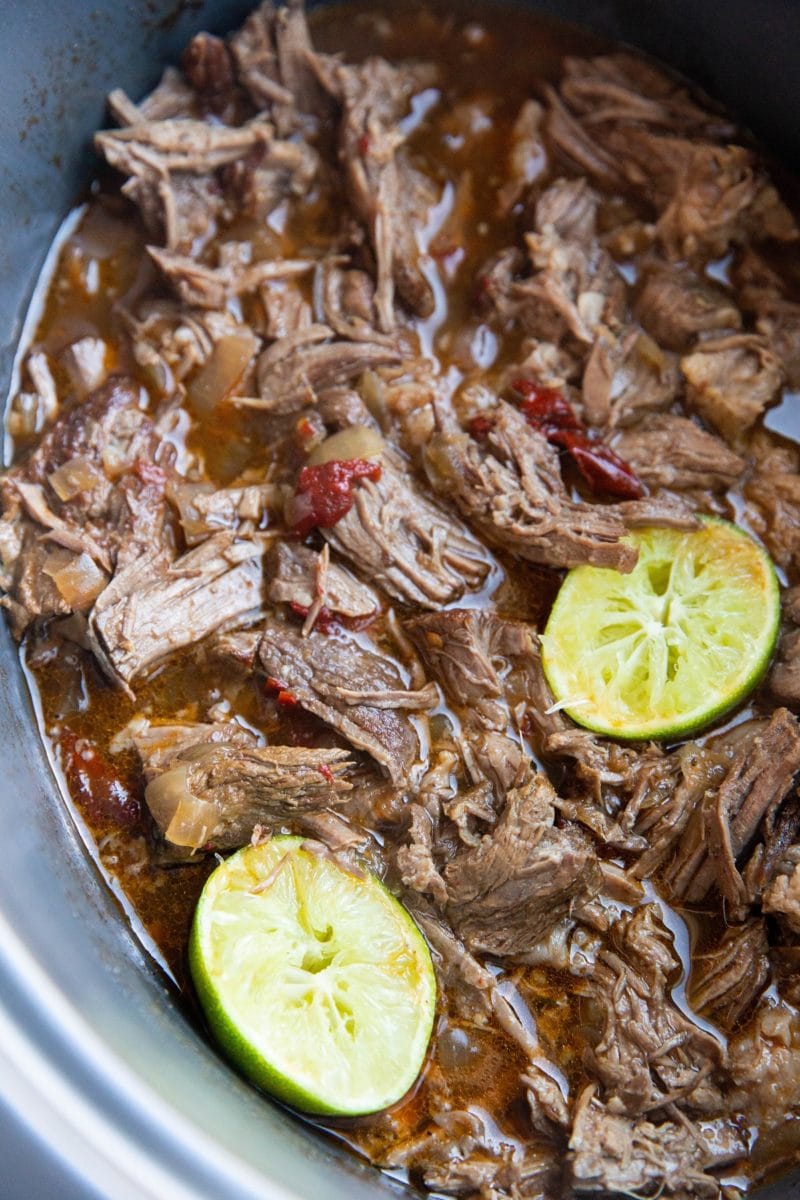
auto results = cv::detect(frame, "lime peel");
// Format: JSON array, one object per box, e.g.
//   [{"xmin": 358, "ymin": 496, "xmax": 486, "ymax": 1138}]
[
  {"xmin": 189, "ymin": 837, "xmax": 437, "ymax": 1116},
  {"xmin": 541, "ymin": 518, "xmax": 780, "ymax": 741}
]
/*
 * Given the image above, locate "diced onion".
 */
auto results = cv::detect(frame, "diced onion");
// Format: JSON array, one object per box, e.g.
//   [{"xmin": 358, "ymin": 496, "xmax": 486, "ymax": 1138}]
[
  {"xmin": 635, "ymin": 331, "xmax": 665, "ymax": 371},
  {"xmin": 145, "ymin": 761, "xmax": 218, "ymax": 848},
  {"xmin": 307, "ymin": 425, "xmax": 384, "ymax": 466},
  {"xmin": 187, "ymin": 331, "xmax": 258, "ymax": 416},
  {"xmin": 48, "ymin": 456, "xmax": 103, "ymax": 502},
  {"xmin": 43, "ymin": 551, "xmax": 108, "ymax": 608}
]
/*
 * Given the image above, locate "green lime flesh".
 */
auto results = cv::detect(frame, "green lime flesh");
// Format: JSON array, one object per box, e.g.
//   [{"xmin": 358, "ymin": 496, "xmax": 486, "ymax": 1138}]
[
  {"xmin": 189, "ymin": 837, "xmax": 437, "ymax": 1117},
  {"xmin": 541, "ymin": 518, "xmax": 780, "ymax": 741}
]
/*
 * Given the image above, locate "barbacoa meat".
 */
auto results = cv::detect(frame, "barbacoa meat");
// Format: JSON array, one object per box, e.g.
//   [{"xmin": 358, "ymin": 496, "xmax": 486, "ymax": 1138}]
[
  {"xmin": 257, "ymin": 616, "xmax": 437, "ymax": 784},
  {"xmin": 443, "ymin": 769, "xmax": 602, "ymax": 957},
  {"xmin": 144, "ymin": 740, "xmax": 353, "ymax": 850},
  {"xmin": 321, "ymin": 455, "xmax": 490, "ymax": 608},
  {"xmin": 424, "ymin": 400, "xmax": 696, "ymax": 572}
]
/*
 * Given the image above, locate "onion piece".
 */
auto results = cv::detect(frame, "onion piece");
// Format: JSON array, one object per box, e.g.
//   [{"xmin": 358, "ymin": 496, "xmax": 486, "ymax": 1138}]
[
  {"xmin": 145, "ymin": 762, "xmax": 218, "ymax": 849},
  {"xmin": 187, "ymin": 330, "xmax": 258, "ymax": 416},
  {"xmin": 307, "ymin": 425, "xmax": 384, "ymax": 466},
  {"xmin": 48, "ymin": 456, "xmax": 103, "ymax": 502},
  {"xmin": 43, "ymin": 551, "xmax": 108, "ymax": 609}
]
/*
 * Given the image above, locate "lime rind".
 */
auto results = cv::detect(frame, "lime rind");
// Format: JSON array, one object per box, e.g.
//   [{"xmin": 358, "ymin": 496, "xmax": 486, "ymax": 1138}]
[
  {"xmin": 189, "ymin": 837, "xmax": 436, "ymax": 1116},
  {"xmin": 541, "ymin": 518, "xmax": 780, "ymax": 741}
]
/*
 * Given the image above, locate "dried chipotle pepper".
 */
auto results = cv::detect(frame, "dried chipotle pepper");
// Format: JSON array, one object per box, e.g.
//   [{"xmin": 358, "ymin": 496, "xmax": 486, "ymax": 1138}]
[{"xmin": 511, "ymin": 378, "xmax": 644, "ymax": 500}]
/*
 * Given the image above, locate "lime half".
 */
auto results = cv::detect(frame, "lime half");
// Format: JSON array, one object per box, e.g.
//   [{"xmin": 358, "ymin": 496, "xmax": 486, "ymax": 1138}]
[
  {"xmin": 541, "ymin": 518, "xmax": 780, "ymax": 741},
  {"xmin": 189, "ymin": 837, "xmax": 436, "ymax": 1116}
]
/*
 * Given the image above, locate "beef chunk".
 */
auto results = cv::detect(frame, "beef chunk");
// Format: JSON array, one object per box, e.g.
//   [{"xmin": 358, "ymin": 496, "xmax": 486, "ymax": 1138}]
[
  {"xmin": 599, "ymin": 129, "xmax": 796, "ymax": 260},
  {"xmin": 251, "ymin": 324, "xmax": 401, "ymax": 414},
  {"xmin": 312, "ymin": 55, "xmax": 438, "ymax": 329},
  {"xmin": 662, "ymin": 709, "xmax": 800, "ymax": 913},
  {"xmin": 266, "ymin": 541, "xmax": 378, "ymax": 624},
  {"xmin": 320, "ymin": 263, "xmax": 387, "ymax": 344},
  {"xmin": 229, "ymin": 0, "xmax": 331, "ymax": 134},
  {"xmin": 745, "ymin": 455, "xmax": 800, "ymax": 574},
  {"xmin": 144, "ymin": 740, "xmax": 353, "ymax": 850},
  {"xmin": 557, "ymin": 52, "xmax": 733, "ymax": 139},
  {"xmin": 444, "ymin": 769, "xmax": 601, "ymax": 957},
  {"xmin": 583, "ymin": 905, "xmax": 725, "ymax": 1115},
  {"xmin": 119, "ymin": 715, "xmax": 261, "ymax": 777},
  {"xmin": 634, "ymin": 262, "xmax": 741, "ymax": 351},
  {"xmin": 257, "ymin": 617, "xmax": 436, "ymax": 784},
  {"xmin": 688, "ymin": 919, "xmax": 770, "ymax": 1027},
  {"xmin": 511, "ymin": 180, "xmax": 625, "ymax": 347},
  {"xmin": 762, "ymin": 847, "xmax": 800, "ymax": 936},
  {"xmin": 735, "ymin": 249, "xmax": 800, "ymax": 390},
  {"xmin": 581, "ymin": 326, "xmax": 680, "ymax": 429},
  {"xmin": 321, "ymin": 455, "xmax": 490, "ymax": 608},
  {"xmin": 682, "ymin": 333, "xmax": 782, "ymax": 445},
  {"xmin": 569, "ymin": 1085, "xmax": 746, "ymax": 1198},
  {"xmin": 424, "ymin": 401, "xmax": 696, "ymax": 572},
  {"xmin": 0, "ymin": 378, "xmax": 170, "ymax": 633},
  {"xmin": 90, "ymin": 534, "xmax": 265, "ymax": 689},
  {"xmin": 611, "ymin": 414, "xmax": 745, "ymax": 492},
  {"xmin": 148, "ymin": 245, "xmax": 312, "ymax": 309},
  {"xmin": 729, "ymin": 998, "xmax": 800, "ymax": 1127},
  {"xmin": 181, "ymin": 33, "xmax": 237, "ymax": 114},
  {"xmin": 768, "ymin": 587, "xmax": 800, "ymax": 707},
  {"xmin": 170, "ymin": 481, "xmax": 277, "ymax": 545},
  {"xmin": 96, "ymin": 116, "xmax": 316, "ymax": 253},
  {"xmin": 405, "ymin": 608, "xmax": 534, "ymax": 727}
]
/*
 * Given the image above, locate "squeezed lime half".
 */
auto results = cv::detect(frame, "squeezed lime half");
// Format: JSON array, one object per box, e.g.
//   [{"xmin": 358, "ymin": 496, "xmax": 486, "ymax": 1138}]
[
  {"xmin": 189, "ymin": 837, "xmax": 436, "ymax": 1116},
  {"xmin": 541, "ymin": 518, "xmax": 780, "ymax": 741}
]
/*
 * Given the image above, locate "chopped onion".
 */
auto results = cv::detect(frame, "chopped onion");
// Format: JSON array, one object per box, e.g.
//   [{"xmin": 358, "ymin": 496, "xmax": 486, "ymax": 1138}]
[
  {"xmin": 635, "ymin": 331, "xmax": 665, "ymax": 371},
  {"xmin": 145, "ymin": 762, "xmax": 218, "ymax": 848},
  {"xmin": 187, "ymin": 330, "xmax": 258, "ymax": 416},
  {"xmin": 48, "ymin": 456, "xmax": 103, "ymax": 502},
  {"xmin": 308, "ymin": 425, "xmax": 384, "ymax": 466},
  {"xmin": 43, "ymin": 551, "xmax": 108, "ymax": 608}
]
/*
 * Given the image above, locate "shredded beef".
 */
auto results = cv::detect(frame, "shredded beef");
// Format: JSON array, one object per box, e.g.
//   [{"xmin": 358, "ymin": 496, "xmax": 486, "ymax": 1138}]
[
  {"xmin": 143, "ymin": 739, "xmax": 353, "ymax": 850},
  {"xmin": 611, "ymin": 414, "xmax": 745, "ymax": 492},
  {"xmin": 682, "ymin": 333, "xmax": 782, "ymax": 445},
  {"xmin": 569, "ymin": 1085, "xmax": 745, "ymax": 1198},
  {"xmin": 662, "ymin": 709, "xmax": 800, "ymax": 913},
  {"xmin": 444, "ymin": 769, "xmax": 601, "ymax": 958},
  {"xmin": 320, "ymin": 454, "xmax": 490, "ymax": 608},
  {"xmin": 90, "ymin": 534, "xmax": 266, "ymax": 689},
  {"xmin": 257, "ymin": 616, "xmax": 436, "ymax": 784},
  {"xmin": 424, "ymin": 400, "xmax": 696, "ymax": 572}
]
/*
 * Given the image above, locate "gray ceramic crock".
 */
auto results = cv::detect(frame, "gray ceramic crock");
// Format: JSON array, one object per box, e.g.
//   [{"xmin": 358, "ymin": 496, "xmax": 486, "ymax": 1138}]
[{"xmin": 3, "ymin": 2, "xmax": 800, "ymax": 1197}]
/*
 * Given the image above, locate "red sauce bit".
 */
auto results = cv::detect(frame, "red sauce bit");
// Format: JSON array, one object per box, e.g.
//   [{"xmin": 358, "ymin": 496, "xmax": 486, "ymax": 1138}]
[
  {"xmin": 264, "ymin": 676, "xmax": 298, "ymax": 707},
  {"xmin": 57, "ymin": 729, "xmax": 141, "ymax": 828},
  {"xmin": 511, "ymin": 378, "xmax": 644, "ymax": 500},
  {"xmin": 288, "ymin": 458, "xmax": 383, "ymax": 537}
]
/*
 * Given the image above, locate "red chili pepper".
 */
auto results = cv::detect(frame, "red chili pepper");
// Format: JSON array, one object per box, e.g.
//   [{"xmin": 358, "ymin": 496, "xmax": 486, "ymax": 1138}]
[
  {"xmin": 358, "ymin": 133, "xmax": 371, "ymax": 156},
  {"xmin": 509, "ymin": 379, "xmax": 644, "ymax": 500},
  {"xmin": 264, "ymin": 676, "xmax": 298, "ymax": 707},
  {"xmin": 57, "ymin": 729, "xmax": 141, "ymax": 829},
  {"xmin": 288, "ymin": 601, "xmax": 339, "ymax": 634},
  {"xmin": 512, "ymin": 379, "xmax": 581, "ymax": 435},
  {"xmin": 317, "ymin": 764, "xmax": 335, "ymax": 784},
  {"xmin": 289, "ymin": 458, "xmax": 382, "ymax": 537},
  {"xmin": 468, "ymin": 414, "xmax": 495, "ymax": 440},
  {"xmin": 550, "ymin": 430, "xmax": 644, "ymax": 499}
]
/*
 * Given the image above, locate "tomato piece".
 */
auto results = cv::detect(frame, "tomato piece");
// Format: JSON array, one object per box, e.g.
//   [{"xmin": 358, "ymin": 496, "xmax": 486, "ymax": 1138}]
[{"xmin": 288, "ymin": 459, "xmax": 382, "ymax": 537}]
